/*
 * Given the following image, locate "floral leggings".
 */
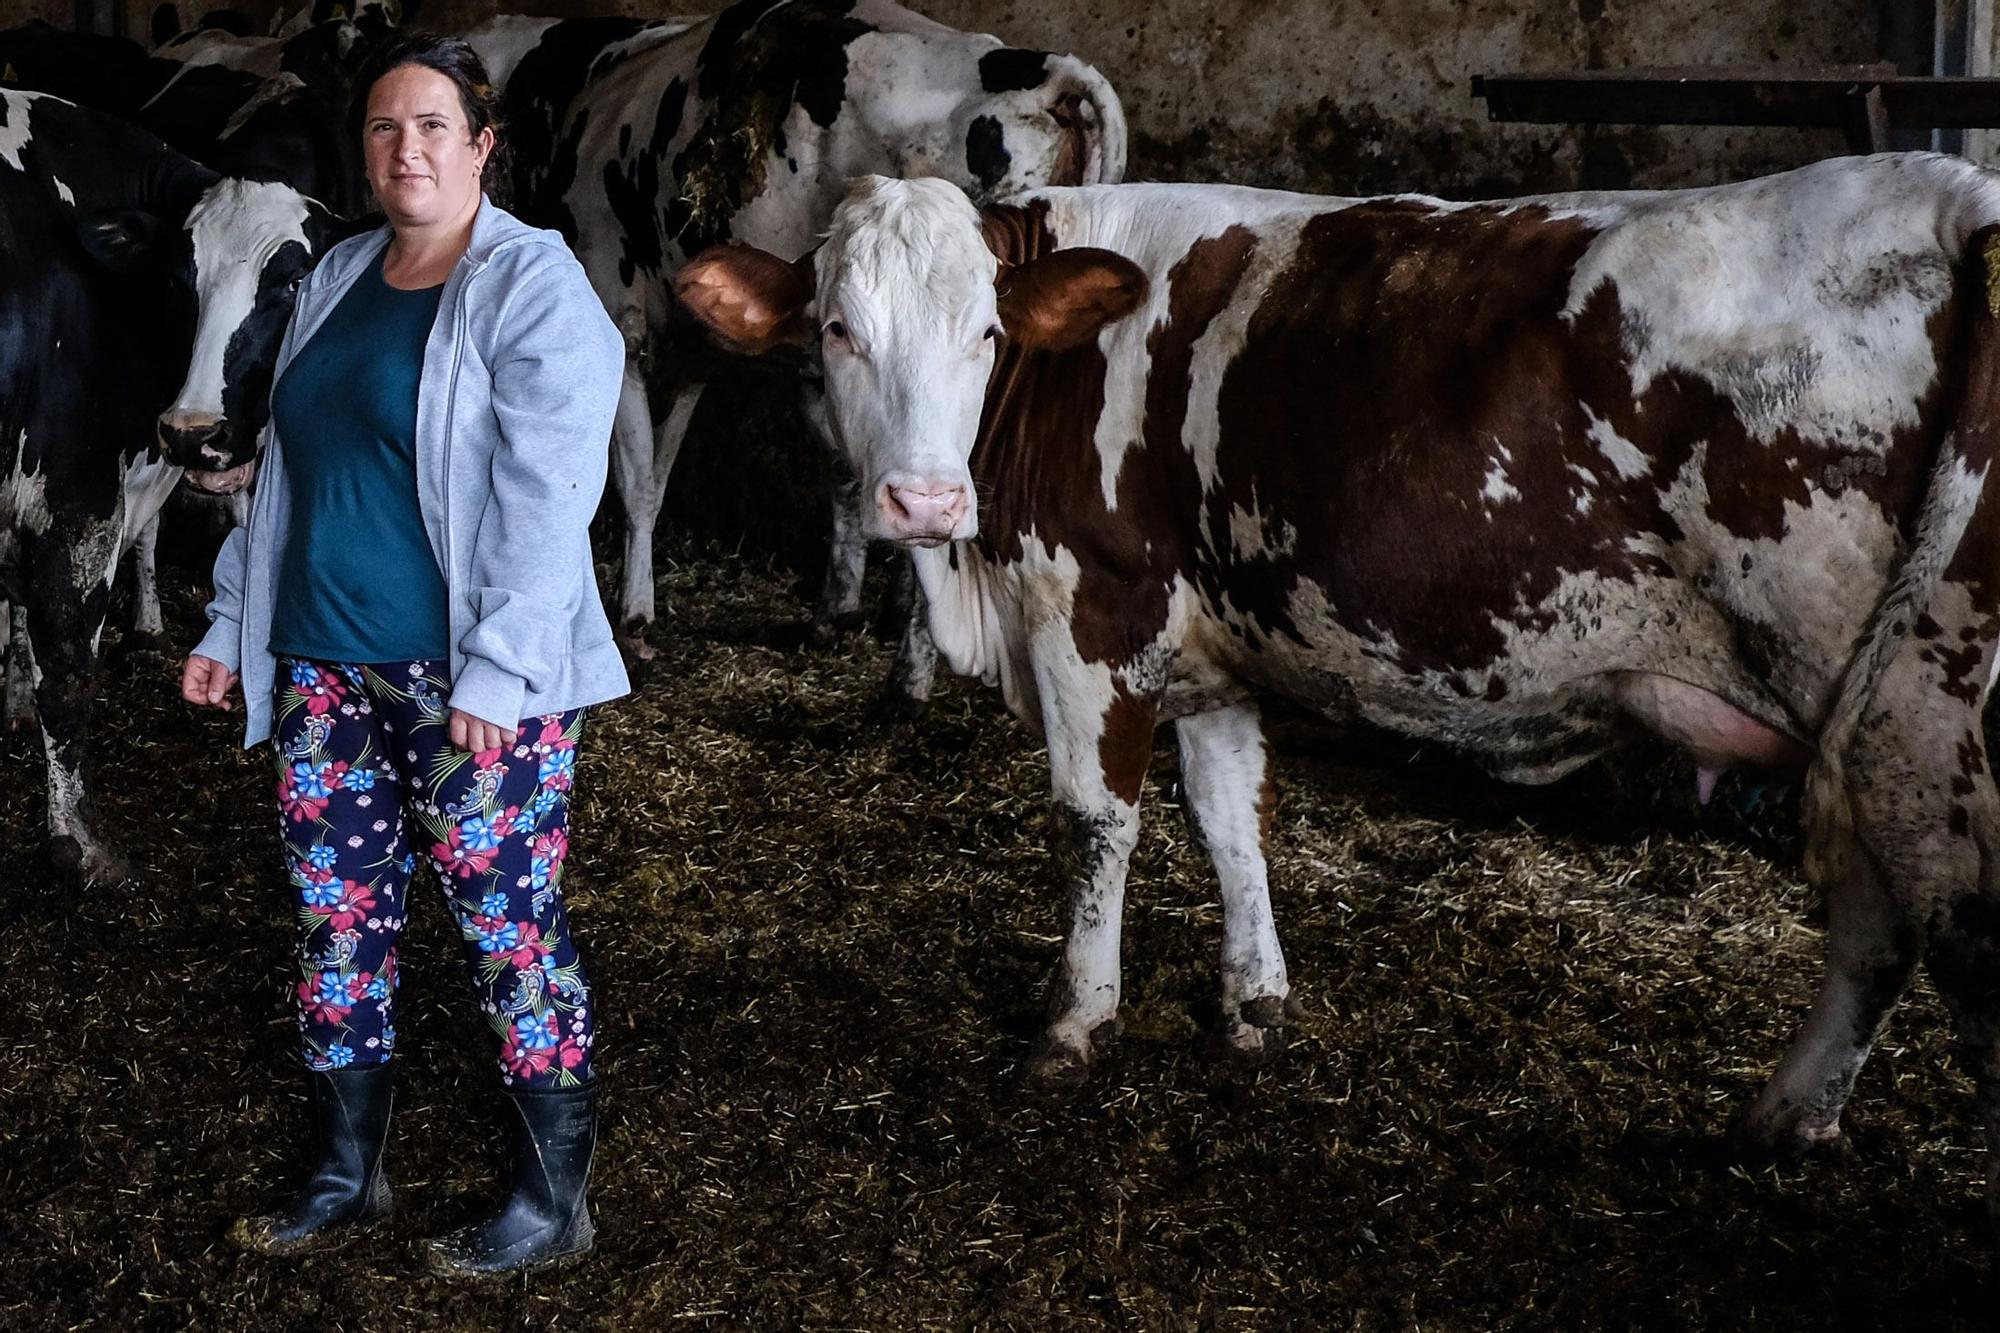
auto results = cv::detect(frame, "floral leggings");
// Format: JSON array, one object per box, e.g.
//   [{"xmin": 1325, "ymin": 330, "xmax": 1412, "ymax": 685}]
[{"xmin": 273, "ymin": 658, "xmax": 595, "ymax": 1089}]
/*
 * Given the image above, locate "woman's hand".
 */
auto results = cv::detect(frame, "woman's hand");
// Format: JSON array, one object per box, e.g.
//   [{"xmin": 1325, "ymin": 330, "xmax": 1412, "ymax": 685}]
[
  {"xmin": 449, "ymin": 708, "xmax": 518, "ymax": 756},
  {"xmin": 180, "ymin": 654, "xmax": 240, "ymax": 710}
]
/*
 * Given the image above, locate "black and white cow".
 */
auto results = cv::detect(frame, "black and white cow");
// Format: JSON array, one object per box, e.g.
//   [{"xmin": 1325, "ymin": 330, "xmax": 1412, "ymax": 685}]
[
  {"xmin": 0, "ymin": 17, "xmax": 373, "ymax": 659},
  {"xmin": 465, "ymin": 0, "xmax": 1127, "ymax": 693},
  {"xmin": 0, "ymin": 91, "xmax": 341, "ymax": 885}
]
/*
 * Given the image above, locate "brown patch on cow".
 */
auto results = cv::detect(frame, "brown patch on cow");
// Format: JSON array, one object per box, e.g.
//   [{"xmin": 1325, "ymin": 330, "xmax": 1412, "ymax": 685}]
[
  {"xmin": 972, "ymin": 201, "xmax": 1193, "ymax": 671},
  {"xmin": 1096, "ymin": 683, "xmax": 1157, "ymax": 808},
  {"xmin": 1187, "ymin": 196, "xmax": 1959, "ymax": 691},
  {"xmin": 1047, "ymin": 92, "xmax": 1088, "ymax": 187}
]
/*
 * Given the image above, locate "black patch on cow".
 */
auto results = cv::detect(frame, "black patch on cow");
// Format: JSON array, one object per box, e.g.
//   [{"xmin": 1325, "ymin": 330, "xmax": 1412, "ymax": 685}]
[
  {"xmin": 503, "ymin": 17, "xmax": 660, "ymax": 233},
  {"xmin": 979, "ymin": 48, "xmax": 1051, "ymax": 93},
  {"xmin": 966, "ymin": 116, "xmax": 1010, "ymax": 193},
  {"xmin": 670, "ymin": 0, "xmax": 870, "ymax": 253},
  {"xmin": 606, "ymin": 78, "xmax": 686, "ymax": 288}
]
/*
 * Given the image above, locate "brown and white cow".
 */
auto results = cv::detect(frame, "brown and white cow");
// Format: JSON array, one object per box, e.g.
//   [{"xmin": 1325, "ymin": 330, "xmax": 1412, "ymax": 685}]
[{"xmin": 679, "ymin": 157, "xmax": 2000, "ymax": 1228}]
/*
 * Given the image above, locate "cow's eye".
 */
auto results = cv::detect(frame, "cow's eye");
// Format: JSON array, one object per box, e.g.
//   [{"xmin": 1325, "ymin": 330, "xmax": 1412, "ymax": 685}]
[
  {"xmin": 983, "ymin": 324, "xmax": 1001, "ymax": 341},
  {"xmin": 823, "ymin": 320, "xmax": 848, "ymax": 342},
  {"xmin": 288, "ymin": 276, "xmax": 304, "ymax": 295}
]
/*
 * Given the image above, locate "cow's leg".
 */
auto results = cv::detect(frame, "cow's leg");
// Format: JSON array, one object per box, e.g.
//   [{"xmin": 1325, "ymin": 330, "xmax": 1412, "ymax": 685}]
[
  {"xmin": 612, "ymin": 354, "xmax": 703, "ymax": 661},
  {"xmin": 873, "ymin": 561, "xmax": 938, "ymax": 720},
  {"xmin": 797, "ymin": 388, "xmax": 867, "ymax": 647},
  {"xmin": 1176, "ymin": 704, "xmax": 1298, "ymax": 1062},
  {"xmin": 3, "ymin": 601, "xmax": 33, "ymax": 731},
  {"xmin": 1030, "ymin": 638, "xmax": 1159, "ymax": 1083},
  {"xmin": 23, "ymin": 530, "xmax": 125, "ymax": 885},
  {"xmin": 127, "ymin": 510, "xmax": 166, "ymax": 652},
  {"xmin": 1736, "ymin": 835, "xmax": 1917, "ymax": 1152},
  {"xmin": 1741, "ymin": 630, "xmax": 1987, "ymax": 1162}
]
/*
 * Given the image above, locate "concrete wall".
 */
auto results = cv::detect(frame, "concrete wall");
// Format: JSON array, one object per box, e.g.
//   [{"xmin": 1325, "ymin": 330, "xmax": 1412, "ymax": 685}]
[
  {"xmin": 405, "ymin": 0, "xmax": 1885, "ymax": 196},
  {"xmin": 12, "ymin": 0, "xmax": 1905, "ymax": 194}
]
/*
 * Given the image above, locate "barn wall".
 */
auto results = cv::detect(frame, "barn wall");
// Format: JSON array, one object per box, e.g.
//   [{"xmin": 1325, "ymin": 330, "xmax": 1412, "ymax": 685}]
[
  {"xmin": 401, "ymin": 0, "xmax": 1882, "ymax": 195},
  {"xmin": 0, "ymin": 0, "xmax": 1943, "ymax": 194}
]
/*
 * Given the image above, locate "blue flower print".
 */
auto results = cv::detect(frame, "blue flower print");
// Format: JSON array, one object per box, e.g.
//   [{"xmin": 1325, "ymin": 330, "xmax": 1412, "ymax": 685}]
[
  {"xmin": 294, "ymin": 761, "xmax": 335, "ymax": 800},
  {"xmin": 479, "ymin": 892, "xmax": 511, "ymax": 916},
  {"xmin": 305, "ymin": 843, "xmax": 339, "ymax": 871},
  {"xmin": 460, "ymin": 813, "xmax": 505, "ymax": 853},
  {"xmin": 366, "ymin": 974, "xmax": 391, "ymax": 1000},
  {"xmin": 289, "ymin": 661, "xmax": 320, "ymax": 688},
  {"xmin": 324, "ymin": 1043, "xmax": 355, "ymax": 1069},
  {"xmin": 538, "ymin": 749, "xmax": 576, "ymax": 788},
  {"xmin": 476, "ymin": 919, "xmax": 522, "ymax": 955},
  {"xmin": 513, "ymin": 1013, "xmax": 558, "ymax": 1051},
  {"xmin": 300, "ymin": 878, "xmax": 342, "ymax": 909},
  {"xmin": 342, "ymin": 767, "xmax": 377, "ymax": 792}
]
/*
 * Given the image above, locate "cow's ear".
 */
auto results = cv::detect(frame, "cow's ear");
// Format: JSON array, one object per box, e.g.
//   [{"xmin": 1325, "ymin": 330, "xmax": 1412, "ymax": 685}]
[
  {"xmin": 674, "ymin": 243, "xmax": 814, "ymax": 354},
  {"xmin": 996, "ymin": 247, "xmax": 1147, "ymax": 352},
  {"xmin": 76, "ymin": 211, "xmax": 167, "ymax": 274}
]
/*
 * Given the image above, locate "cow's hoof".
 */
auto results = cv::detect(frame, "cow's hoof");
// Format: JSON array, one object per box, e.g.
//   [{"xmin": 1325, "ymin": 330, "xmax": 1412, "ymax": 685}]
[
  {"xmin": 1028, "ymin": 1018, "xmax": 1120, "ymax": 1086},
  {"xmin": 862, "ymin": 685, "xmax": 927, "ymax": 727},
  {"xmin": 50, "ymin": 835, "xmax": 133, "ymax": 888},
  {"xmin": 617, "ymin": 623, "xmax": 659, "ymax": 665},
  {"xmin": 1729, "ymin": 1107, "xmax": 1844, "ymax": 1162},
  {"xmin": 808, "ymin": 611, "xmax": 865, "ymax": 650},
  {"xmin": 1239, "ymin": 992, "xmax": 1307, "ymax": 1029},
  {"xmin": 1213, "ymin": 1020, "xmax": 1287, "ymax": 1067}
]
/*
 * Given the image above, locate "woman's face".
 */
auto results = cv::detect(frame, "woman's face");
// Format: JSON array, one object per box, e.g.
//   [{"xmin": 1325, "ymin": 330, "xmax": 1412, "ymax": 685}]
[{"xmin": 362, "ymin": 63, "xmax": 492, "ymax": 228}]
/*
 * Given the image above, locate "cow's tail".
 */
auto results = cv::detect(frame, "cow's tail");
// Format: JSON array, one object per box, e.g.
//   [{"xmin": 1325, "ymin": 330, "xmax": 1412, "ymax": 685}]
[
  {"xmin": 1804, "ymin": 222, "xmax": 2000, "ymax": 889},
  {"xmin": 1042, "ymin": 53, "xmax": 1128, "ymax": 185}
]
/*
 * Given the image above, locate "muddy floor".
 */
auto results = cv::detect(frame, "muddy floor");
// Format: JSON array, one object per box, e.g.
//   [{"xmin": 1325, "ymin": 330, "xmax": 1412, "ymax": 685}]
[{"xmin": 2, "ymin": 538, "xmax": 1995, "ymax": 1330}]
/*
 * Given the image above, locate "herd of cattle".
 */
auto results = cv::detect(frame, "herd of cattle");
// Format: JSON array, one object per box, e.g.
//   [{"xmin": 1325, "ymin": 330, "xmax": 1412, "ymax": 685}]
[{"xmin": 7, "ymin": 0, "xmax": 2000, "ymax": 1247}]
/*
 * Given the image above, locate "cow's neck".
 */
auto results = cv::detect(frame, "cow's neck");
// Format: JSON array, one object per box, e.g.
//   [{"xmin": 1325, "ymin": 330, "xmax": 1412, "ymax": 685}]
[{"xmin": 911, "ymin": 539, "xmax": 1036, "ymax": 717}]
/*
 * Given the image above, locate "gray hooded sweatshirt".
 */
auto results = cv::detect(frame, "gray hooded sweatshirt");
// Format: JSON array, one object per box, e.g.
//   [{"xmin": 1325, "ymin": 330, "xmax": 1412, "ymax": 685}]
[{"xmin": 194, "ymin": 198, "xmax": 631, "ymax": 746}]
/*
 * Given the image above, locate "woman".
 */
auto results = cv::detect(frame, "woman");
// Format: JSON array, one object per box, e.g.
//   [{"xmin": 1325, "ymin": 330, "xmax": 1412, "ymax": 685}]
[{"xmin": 180, "ymin": 34, "xmax": 628, "ymax": 1275}]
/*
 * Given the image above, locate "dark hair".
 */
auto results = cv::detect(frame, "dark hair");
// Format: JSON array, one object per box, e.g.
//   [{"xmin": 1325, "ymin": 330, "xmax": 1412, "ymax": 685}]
[{"xmin": 350, "ymin": 33, "xmax": 508, "ymax": 194}]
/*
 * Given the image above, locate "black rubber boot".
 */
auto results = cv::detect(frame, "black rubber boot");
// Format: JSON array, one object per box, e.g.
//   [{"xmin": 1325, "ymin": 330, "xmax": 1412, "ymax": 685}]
[
  {"xmin": 229, "ymin": 1064, "xmax": 393, "ymax": 1254},
  {"xmin": 425, "ymin": 1079, "xmax": 598, "ymax": 1277}
]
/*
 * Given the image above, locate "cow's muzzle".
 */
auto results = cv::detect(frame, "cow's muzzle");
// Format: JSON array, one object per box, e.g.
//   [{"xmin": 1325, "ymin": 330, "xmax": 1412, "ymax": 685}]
[
  {"xmin": 183, "ymin": 460, "xmax": 256, "ymax": 495},
  {"xmin": 877, "ymin": 481, "xmax": 972, "ymax": 546},
  {"xmin": 157, "ymin": 413, "xmax": 235, "ymax": 470}
]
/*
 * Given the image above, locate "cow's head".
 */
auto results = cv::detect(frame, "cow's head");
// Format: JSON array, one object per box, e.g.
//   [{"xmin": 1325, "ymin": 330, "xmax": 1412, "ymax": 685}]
[
  {"xmin": 864, "ymin": 43, "xmax": 1128, "ymax": 199},
  {"xmin": 677, "ymin": 176, "xmax": 1145, "ymax": 546},
  {"xmin": 82, "ymin": 179, "xmax": 346, "ymax": 493}
]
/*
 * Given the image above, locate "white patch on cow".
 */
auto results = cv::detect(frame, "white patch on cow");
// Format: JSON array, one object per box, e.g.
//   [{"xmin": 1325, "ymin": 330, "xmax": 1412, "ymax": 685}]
[
  {"xmin": 219, "ymin": 73, "xmax": 307, "ymax": 141},
  {"xmin": 461, "ymin": 15, "xmax": 564, "ymax": 91},
  {"xmin": 168, "ymin": 180, "xmax": 313, "ymax": 432},
  {"xmin": 51, "ymin": 176, "xmax": 72, "ymax": 205},
  {"xmin": 1558, "ymin": 155, "xmax": 1989, "ymax": 448},
  {"xmin": 120, "ymin": 454, "xmax": 183, "ymax": 557},
  {"xmin": 1226, "ymin": 500, "xmax": 1297, "ymax": 559},
  {"xmin": 0, "ymin": 90, "xmax": 41, "ymax": 171},
  {"xmin": 2, "ymin": 433, "xmax": 51, "ymax": 539},
  {"xmin": 152, "ymin": 29, "xmax": 284, "ymax": 79},
  {"xmin": 1568, "ymin": 464, "xmax": 1597, "ymax": 516},
  {"xmin": 1644, "ymin": 443, "xmax": 1905, "ymax": 724},
  {"xmin": 1584, "ymin": 406, "xmax": 1649, "ymax": 480},
  {"xmin": 1480, "ymin": 444, "xmax": 1520, "ymax": 508}
]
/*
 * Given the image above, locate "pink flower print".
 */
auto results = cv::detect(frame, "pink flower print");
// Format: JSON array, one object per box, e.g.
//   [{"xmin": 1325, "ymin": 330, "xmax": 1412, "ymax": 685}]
[{"xmin": 433, "ymin": 826, "xmax": 497, "ymax": 879}]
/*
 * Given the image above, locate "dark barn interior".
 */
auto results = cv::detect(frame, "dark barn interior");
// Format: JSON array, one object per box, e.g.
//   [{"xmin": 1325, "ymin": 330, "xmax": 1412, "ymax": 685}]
[{"xmin": 4, "ymin": 0, "xmax": 2000, "ymax": 1327}]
